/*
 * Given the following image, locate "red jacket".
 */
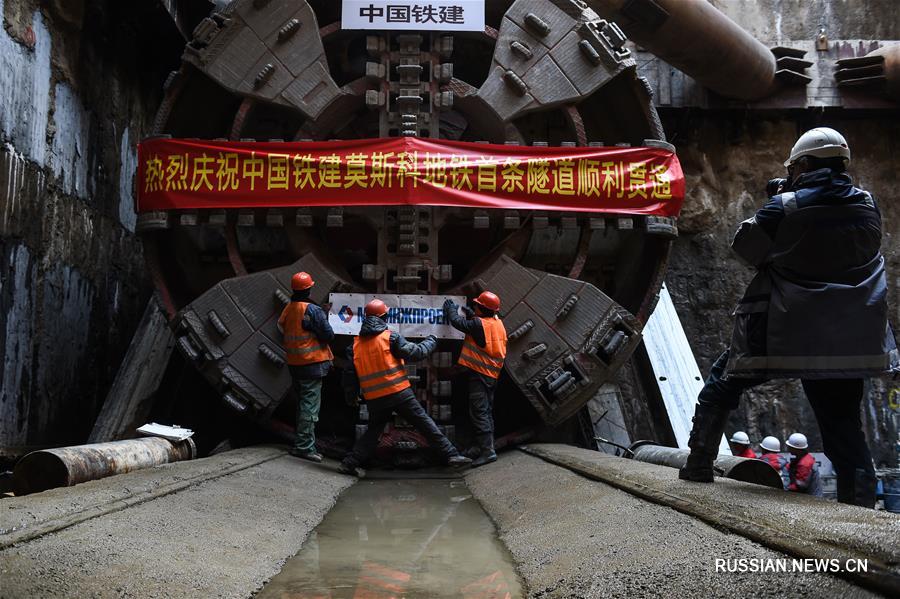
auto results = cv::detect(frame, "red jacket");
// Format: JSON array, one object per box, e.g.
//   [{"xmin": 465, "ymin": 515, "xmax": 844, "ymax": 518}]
[
  {"xmin": 759, "ymin": 452, "xmax": 785, "ymax": 472},
  {"xmin": 788, "ymin": 452, "xmax": 822, "ymax": 497},
  {"xmin": 734, "ymin": 446, "xmax": 757, "ymax": 459}
]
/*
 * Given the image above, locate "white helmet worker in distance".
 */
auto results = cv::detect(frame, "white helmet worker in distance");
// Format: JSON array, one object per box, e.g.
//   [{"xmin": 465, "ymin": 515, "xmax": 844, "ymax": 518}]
[
  {"xmin": 728, "ymin": 431, "xmax": 755, "ymax": 459},
  {"xmin": 784, "ymin": 127, "xmax": 851, "ymax": 168},
  {"xmin": 729, "ymin": 431, "xmax": 750, "ymax": 445},
  {"xmin": 760, "ymin": 436, "xmax": 781, "ymax": 453},
  {"xmin": 786, "ymin": 433, "xmax": 809, "ymax": 450}
]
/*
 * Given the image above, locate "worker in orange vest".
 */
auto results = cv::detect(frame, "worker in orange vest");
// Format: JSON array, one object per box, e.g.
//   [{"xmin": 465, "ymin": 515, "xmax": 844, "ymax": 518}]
[
  {"xmin": 278, "ymin": 272, "xmax": 334, "ymax": 463},
  {"xmin": 338, "ymin": 299, "xmax": 472, "ymax": 476},
  {"xmin": 443, "ymin": 291, "xmax": 508, "ymax": 467}
]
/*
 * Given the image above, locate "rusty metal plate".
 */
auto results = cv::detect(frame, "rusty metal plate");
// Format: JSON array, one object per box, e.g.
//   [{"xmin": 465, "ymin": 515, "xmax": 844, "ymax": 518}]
[
  {"xmin": 203, "ymin": 26, "xmax": 268, "ymax": 91},
  {"xmin": 219, "ymin": 362, "xmax": 276, "ymax": 414},
  {"xmin": 225, "ymin": 330, "xmax": 292, "ymax": 409},
  {"xmin": 182, "ymin": 285, "xmax": 255, "ymax": 357},
  {"xmin": 262, "ymin": 5, "xmax": 320, "ymax": 77},
  {"xmin": 221, "ymin": 272, "xmax": 286, "ymax": 329},
  {"xmin": 257, "ymin": 312, "xmax": 284, "ymax": 348},
  {"xmin": 526, "ymin": 274, "xmax": 615, "ymax": 350},
  {"xmin": 504, "ymin": 0, "xmax": 576, "ymax": 51},
  {"xmin": 476, "ymin": 66, "xmax": 535, "ymax": 121},
  {"xmin": 475, "ymin": 254, "xmax": 540, "ymax": 315},
  {"xmin": 236, "ymin": 54, "xmax": 295, "ymax": 100},
  {"xmin": 281, "ymin": 62, "xmax": 344, "ymax": 119},
  {"xmin": 235, "ymin": 0, "xmax": 306, "ymax": 41},
  {"xmin": 522, "ymin": 53, "xmax": 581, "ymax": 106},
  {"xmin": 493, "ymin": 18, "xmax": 550, "ymax": 72},
  {"xmin": 550, "ymin": 30, "xmax": 619, "ymax": 96},
  {"xmin": 502, "ymin": 303, "xmax": 568, "ymax": 386}
]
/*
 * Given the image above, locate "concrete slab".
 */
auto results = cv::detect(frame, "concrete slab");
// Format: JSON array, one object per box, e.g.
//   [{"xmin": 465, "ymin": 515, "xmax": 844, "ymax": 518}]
[
  {"xmin": 467, "ymin": 450, "xmax": 881, "ymax": 598},
  {"xmin": 0, "ymin": 448, "xmax": 354, "ymax": 598},
  {"xmin": 1, "ymin": 446, "xmax": 286, "ymax": 546},
  {"xmin": 518, "ymin": 444, "xmax": 900, "ymax": 596}
]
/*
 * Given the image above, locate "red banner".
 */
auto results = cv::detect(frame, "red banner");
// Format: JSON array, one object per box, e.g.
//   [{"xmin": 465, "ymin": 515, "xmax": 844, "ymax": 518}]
[{"xmin": 137, "ymin": 137, "xmax": 684, "ymax": 216}]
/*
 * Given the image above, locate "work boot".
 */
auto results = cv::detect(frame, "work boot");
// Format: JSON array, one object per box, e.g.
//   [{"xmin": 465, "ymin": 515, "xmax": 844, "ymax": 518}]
[
  {"xmin": 472, "ymin": 450, "xmax": 498, "ymax": 468},
  {"xmin": 447, "ymin": 455, "xmax": 473, "ymax": 468},
  {"xmin": 337, "ymin": 460, "xmax": 365, "ymax": 477},
  {"xmin": 289, "ymin": 448, "xmax": 323, "ymax": 463},
  {"xmin": 854, "ymin": 470, "xmax": 877, "ymax": 508},
  {"xmin": 678, "ymin": 404, "xmax": 730, "ymax": 483},
  {"xmin": 471, "ymin": 436, "xmax": 497, "ymax": 468},
  {"xmin": 465, "ymin": 446, "xmax": 483, "ymax": 460},
  {"xmin": 837, "ymin": 468, "xmax": 876, "ymax": 508}
]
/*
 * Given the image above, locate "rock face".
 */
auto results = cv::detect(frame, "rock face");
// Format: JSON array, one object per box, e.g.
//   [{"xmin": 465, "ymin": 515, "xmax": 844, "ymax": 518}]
[
  {"xmin": 664, "ymin": 116, "xmax": 900, "ymax": 467},
  {"xmin": 0, "ymin": 1, "xmax": 180, "ymax": 456}
]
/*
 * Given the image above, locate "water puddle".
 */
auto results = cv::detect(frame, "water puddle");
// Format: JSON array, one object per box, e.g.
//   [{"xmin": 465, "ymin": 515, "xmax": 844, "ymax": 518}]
[{"xmin": 256, "ymin": 479, "xmax": 524, "ymax": 599}]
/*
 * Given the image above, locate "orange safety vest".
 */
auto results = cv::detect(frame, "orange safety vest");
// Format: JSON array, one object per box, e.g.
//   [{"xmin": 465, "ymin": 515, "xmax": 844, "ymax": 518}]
[
  {"xmin": 458, "ymin": 316, "xmax": 507, "ymax": 379},
  {"xmin": 353, "ymin": 330, "xmax": 411, "ymax": 400},
  {"xmin": 278, "ymin": 302, "xmax": 334, "ymax": 366}
]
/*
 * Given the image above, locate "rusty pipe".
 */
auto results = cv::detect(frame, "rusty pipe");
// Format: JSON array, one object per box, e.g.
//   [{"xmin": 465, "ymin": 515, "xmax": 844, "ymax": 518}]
[
  {"xmin": 13, "ymin": 437, "xmax": 197, "ymax": 495},
  {"xmin": 630, "ymin": 443, "xmax": 784, "ymax": 489},
  {"xmin": 586, "ymin": 0, "xmax": 777, "ymax": 101},
  {"xmin": 872, "ymin": 44, "xmax": 900, "ymax": 101}
]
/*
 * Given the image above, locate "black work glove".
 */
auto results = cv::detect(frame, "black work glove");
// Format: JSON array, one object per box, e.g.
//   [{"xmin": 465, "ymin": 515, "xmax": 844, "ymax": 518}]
[
  {"xmin": 425, "ymin": 334, "xmax": 437, "ymax": 344},
  {"xmin": 443, "ymin": 299, "xmax": 457, "ymax": 311}
]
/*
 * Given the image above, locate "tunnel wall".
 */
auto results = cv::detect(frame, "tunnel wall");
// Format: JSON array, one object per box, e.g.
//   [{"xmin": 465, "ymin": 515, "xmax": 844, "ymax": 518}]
[
  {"xmin": 663, "ymin": 0, "xmax": 900, "ymax": 467},
  {"xmin": 0, "ymin": 0, "xmax": 177, "ymax": 455}
]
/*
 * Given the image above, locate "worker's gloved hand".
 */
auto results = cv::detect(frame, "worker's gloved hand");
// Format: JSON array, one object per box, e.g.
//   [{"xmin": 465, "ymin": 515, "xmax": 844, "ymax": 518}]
[
  {"xmin": 461, "ymin": 306, "xmax": 475, "ymax": 317},
  {"xmin": 443, "ymin": 299, "xmax": 457, "ymax": 311},
  {"xmin": 425, "ymin": 334, "xmax": 437, "ymax": 344}
]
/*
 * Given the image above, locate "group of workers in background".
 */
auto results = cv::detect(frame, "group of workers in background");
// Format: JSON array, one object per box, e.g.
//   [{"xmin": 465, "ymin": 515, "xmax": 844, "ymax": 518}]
[
  {"xmin": 728, "ymin": 431, "xmax": 822, "ymax": 497},
  {"xmin": 276, "ymin": 271, "xmax": 508, "ymax": 477}
]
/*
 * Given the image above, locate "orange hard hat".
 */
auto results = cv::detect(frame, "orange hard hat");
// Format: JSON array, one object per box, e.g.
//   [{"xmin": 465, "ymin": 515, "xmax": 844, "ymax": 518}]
[
  {"xmin": 291, "ymin": 272, "xmax": 315, "ymax": 291},
  {"xmin": 473, "ymin": 291, "xmax": 501, "ymax": 312},
  {"xmin": 365, "ymin": 298, "xmax": 389, "ymax": 317}
]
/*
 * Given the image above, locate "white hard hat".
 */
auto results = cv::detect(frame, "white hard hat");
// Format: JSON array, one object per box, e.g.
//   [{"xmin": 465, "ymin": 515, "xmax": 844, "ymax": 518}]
[
  {"xmin": 729, "ymin": 431, "xmax": 750, "ymax": 445},
  {"xmin": 760, "ymin": 436, "xmax": 781, "ymax": 452},
  {"xmin": 786, "ymin": 432, "xmax": 809, "ymax": 450},
  {"xmin": 784, "ymin": 127, "xmax": 851, "ymax": 167}
]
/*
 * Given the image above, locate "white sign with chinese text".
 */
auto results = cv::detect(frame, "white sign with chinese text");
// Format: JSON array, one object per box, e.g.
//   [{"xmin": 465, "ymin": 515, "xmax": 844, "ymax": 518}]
[
  {"xmin": 329, "ymin": 293, "xmax": 466, "ymax": 339},
  {"xmin": 342, "ymin": 0, "xmax": 485, "ymax": 31}
]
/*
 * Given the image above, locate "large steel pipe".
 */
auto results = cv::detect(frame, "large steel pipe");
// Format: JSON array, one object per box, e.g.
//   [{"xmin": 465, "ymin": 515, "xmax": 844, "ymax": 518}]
[
  {"xmin": 586, "ymin": 0, "xmax": 777, "ymax": 100},
  {"xmin": 837, "ymin": 44, "xmax": 900, "ymax": 102},
  {"xmin": 13, "ymin": 437, "xmax": 197, "ymax": 495},
  {"xmin": 631, "ymin": 443, "xmax": 784, "ymax": 489}
]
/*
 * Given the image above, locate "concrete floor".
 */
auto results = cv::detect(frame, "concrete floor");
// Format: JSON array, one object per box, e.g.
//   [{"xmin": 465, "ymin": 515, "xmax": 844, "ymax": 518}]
[
  {"xmin": 0, "ymin": 445, "xmax": 896, "ymax": 598},
  {"xmin": 466, "ymin": 451, "xmax": 881, "ymax": 599},
  {"xmin": 0, "ymin": 447, "xmax": 352, "ymax": 598}
]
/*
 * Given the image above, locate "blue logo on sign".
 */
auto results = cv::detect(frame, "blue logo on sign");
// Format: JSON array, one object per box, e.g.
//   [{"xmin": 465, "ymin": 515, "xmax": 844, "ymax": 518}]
[{"xmin": 338, "ymin": 305, "xmax": 354, "ymax": 323}]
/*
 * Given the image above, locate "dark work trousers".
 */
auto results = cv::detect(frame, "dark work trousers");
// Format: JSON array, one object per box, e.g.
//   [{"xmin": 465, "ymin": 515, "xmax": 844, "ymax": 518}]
[
  {"xmin": 468, "ymin": 372, "xmax": 497, "ymax": 449},
  {"xmin": 345, "ymin": 397, "xmax": 458, "ymax": 467},
  {"xmin": 698, "ymin": 350, "xmax": 874, "ymax": 488},
  {"xmin": 289, "ymin": 367, "xmax": 323, "ymax": 453}
]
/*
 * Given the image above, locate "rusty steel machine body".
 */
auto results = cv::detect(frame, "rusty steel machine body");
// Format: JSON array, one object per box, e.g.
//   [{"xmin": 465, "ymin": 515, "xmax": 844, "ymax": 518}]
[{"xmin": 138, "ymin": 0, "xmax": 680, "ymax": 461}]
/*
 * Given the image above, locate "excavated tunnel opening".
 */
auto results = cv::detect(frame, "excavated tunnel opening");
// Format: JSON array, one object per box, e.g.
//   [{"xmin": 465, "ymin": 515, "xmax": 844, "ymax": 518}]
[{"xmin": 134, "ymin": 0, "xmax": 681, "ymax": 465}]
